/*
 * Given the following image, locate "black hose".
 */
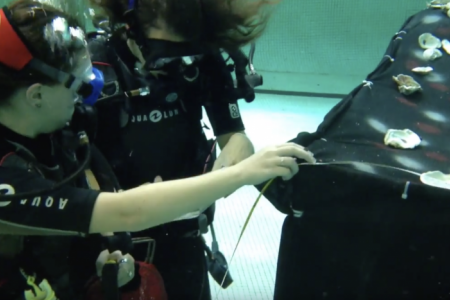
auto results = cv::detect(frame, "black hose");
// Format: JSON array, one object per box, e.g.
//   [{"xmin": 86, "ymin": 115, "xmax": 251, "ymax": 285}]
[
  {"xmin": 89, "ymin": 144, "xmax": 122, "ymax": 191},
  {"xmin": 0, "ymin": 132, "xmax": 91, "ymax": 200}
]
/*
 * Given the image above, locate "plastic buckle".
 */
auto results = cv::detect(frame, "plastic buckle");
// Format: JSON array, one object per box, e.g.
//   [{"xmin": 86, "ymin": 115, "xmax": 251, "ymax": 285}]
[{"xmin": 245, "ymin": 73, "xmax": 263, "ymax": 88}]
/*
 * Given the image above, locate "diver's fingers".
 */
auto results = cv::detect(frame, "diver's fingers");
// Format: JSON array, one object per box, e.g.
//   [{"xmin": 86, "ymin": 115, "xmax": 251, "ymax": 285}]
[
  {"xmin": 272, "ymin": 165, "xmax": 296, "ymax": 181},
  {"xmin": 276, "ymin": 142, "xmax": 305, "ymax": 149},
  {"xmin": 276, "ymin": 145, "xmax": 316, "ymax": 164},
  {"xmin": 278, "ymin": 157, "xmax": 299, "ymax": 181}
]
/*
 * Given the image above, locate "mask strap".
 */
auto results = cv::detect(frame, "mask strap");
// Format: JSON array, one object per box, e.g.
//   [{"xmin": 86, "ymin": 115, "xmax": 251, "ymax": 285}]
[
  {"xmin": 0, "ymin": 7, "xmax": 33, "ymax": 70},
  {"xmin": 28, "ymin": 59, "xmax": 75, "ymax": 88}
]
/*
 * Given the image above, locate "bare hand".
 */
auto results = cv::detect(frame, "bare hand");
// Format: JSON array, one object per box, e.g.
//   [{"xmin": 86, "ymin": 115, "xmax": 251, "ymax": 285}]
[{"xmin": 235, "ymin": 143, "xmax": 315, "ymax": 185}]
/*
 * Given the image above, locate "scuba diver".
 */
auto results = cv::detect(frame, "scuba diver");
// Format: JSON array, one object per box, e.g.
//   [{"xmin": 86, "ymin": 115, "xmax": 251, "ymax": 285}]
[
  {"xmin": 0, "ymin": 1, "xmax": 143, "ymax": 299},
  {"xmin": 0, "ymin": 1, "xmax": 138, "ymax": 299},
  {"xmin": 86, "ymin": 0, "xmax": 279, "ymax": 299},
  {"xmin": 0, "ymin": 1, "xmax": 314, "ymax": 299}
]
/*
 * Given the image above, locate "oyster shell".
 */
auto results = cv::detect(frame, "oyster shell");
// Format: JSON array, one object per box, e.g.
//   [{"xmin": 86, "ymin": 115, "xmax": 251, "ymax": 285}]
[
  {"xmin": 392, "ymin": 74, "xmax": 422, "ymax": 95},
  {"xmin": 384, "ymin": 129, "xmax": 421, "ymax": 149},
  {"xmin": 412, "ymin": 66, "xmax": 433, "ymax": 74},
  {"xmin": 442, "ymin": 39, "xmax": 450, "ymax": 54},
  {"xmin": 440, "ymin": 2, "xmax": 450, "ymax": 16},
  {"xmin": 429, "ymin": 0, "xmax": 450, "ymax": 4},
  {"xmin": 418, "ymin": 33, "xmax": 442, "ymax": 49},
  {"xmin": 428, "ymin": 0, "xmax": 450, "ymax": 8},
  {"xmin": 423, "ymin": 48, "xmax": 443, "ymax": 60},
  {"xmin": 420, "ymin": 171, "xmax": 450, "ymax": 190}
]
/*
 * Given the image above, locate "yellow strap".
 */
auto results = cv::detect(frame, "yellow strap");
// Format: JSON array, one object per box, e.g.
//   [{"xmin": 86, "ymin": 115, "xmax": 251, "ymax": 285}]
[
  {"xmin": 214, "ymin": 178, "xmax": 275, "ymax": 299},
  {"xmin": 105, "ymin": 259, "xmax": 117, "ymax": 264},
  {"xmin": 85, "ymin": 169, "xmax": 100, "ymax": 190}
]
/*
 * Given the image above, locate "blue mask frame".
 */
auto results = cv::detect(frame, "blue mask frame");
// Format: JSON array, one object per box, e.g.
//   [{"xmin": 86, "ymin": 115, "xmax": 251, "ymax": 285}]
[{"xmin": 82, "ymin": 67, "xmax": 104, "ymax": 105}]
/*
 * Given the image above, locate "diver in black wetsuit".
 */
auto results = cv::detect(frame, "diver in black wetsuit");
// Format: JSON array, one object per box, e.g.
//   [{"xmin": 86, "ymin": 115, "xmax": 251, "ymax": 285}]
[
  {"xmin": 0, "ymin": 2, "xmax": 312, "ymax": 299},
  {"xmin": 86, "ymin": 0, "xmax": 283, "ymax": 299},
  {"xmin": 0, "ymin": 1, "xmax": 137, "ymax": 299}
]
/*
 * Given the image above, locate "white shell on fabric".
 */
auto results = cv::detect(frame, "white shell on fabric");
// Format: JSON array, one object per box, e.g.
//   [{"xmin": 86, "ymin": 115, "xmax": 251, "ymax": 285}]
[
  {"xmin": 392, "ymin": 74, "xmax": 422, "ymax": 95},
  {"xmin": 418, "ymin": 33, "xmax": 442, "ymax": 49},
  {"xmin": 412, "ymin": 66, "xmax": 433, "ymax": 74},
  {"xmin": 384, "ymin": 129, "xmax": 421, "ymax": 149},
  {"xmin": 442, "ymin": 39, "xmax": 450, "ymax": 54},
  {"xmin": 423, "ymin": 48, "xmax": 443, "ymax": 60},
  {"xmin": 428, "ymin": 1, "xmax": 450, "ymax": 16},
  {"xmin": 420, "ymin": 171, "xmax": 450, "ymax": 190},
  {"xmin": 428, "ymin": 0, "xmax": 450, "ymax": 5}
]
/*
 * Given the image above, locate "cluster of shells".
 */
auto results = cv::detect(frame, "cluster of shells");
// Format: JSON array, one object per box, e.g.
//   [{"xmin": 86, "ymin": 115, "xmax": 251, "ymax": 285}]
[
  {"xmin": 428, "ymin": 0, "xmax": 450, "ymax": 17},
  {"xmin": 392, "ymin": 33, "xmax": 450, "ymax": 95},
  {"xmin": 417, "ymin": 33, "xmax": 450, "ymax": 62}
]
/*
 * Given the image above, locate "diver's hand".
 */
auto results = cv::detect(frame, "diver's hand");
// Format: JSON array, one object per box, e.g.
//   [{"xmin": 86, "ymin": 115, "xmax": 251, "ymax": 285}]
[
  {"xmin": 234, "ymin": 143, "xmax": 315, "ymax": 185},
  {"xmin": 96, "ymin": 250, "xmax": 136, "ymax": 287}
]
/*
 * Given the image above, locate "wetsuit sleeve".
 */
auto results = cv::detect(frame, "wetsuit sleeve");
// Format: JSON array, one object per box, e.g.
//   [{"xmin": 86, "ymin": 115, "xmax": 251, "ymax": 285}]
[
  {"xmin": 204, "ymin": 100, "xmax": 246, "ymax": 136},
  {"xmin": 0, "ymin": 166, "xmax": 100, "ymax": 235}
]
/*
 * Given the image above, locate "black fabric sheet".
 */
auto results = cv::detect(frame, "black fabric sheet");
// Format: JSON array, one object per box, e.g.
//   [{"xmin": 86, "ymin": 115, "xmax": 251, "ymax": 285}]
[{"xmin": 260, "ymin": 8, "xmax": 450, "ymax": 300}]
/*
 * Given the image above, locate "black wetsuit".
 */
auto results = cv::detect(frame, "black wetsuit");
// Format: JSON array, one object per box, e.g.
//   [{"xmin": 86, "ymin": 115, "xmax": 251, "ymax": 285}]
[
  {"xmin": 0, "ymin": 121, "xmax": 117, "ymax": 300},
  {"xmin": 88, "ymin": 34, "xmax": 245, "ymax": 300}
]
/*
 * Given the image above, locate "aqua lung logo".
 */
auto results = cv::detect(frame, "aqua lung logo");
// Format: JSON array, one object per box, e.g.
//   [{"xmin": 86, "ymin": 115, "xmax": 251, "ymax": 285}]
[
  {"xmin": 150, "ymin": 110, "xmax": 162, "ymax": 122},
  {"xmin": 131, "ymin": 109, "xmax": 180, "ymax": 123},
  {"xmin": 20, "ymin": 197, "xmax": 69, "ymax": 210},
  {"xmin": 0, "ymin": 183, "xmax": 69, "ymax": 210},
  {"xmin": 0, "ymin": 184, "xmax": 14, "ymax": 207}
]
